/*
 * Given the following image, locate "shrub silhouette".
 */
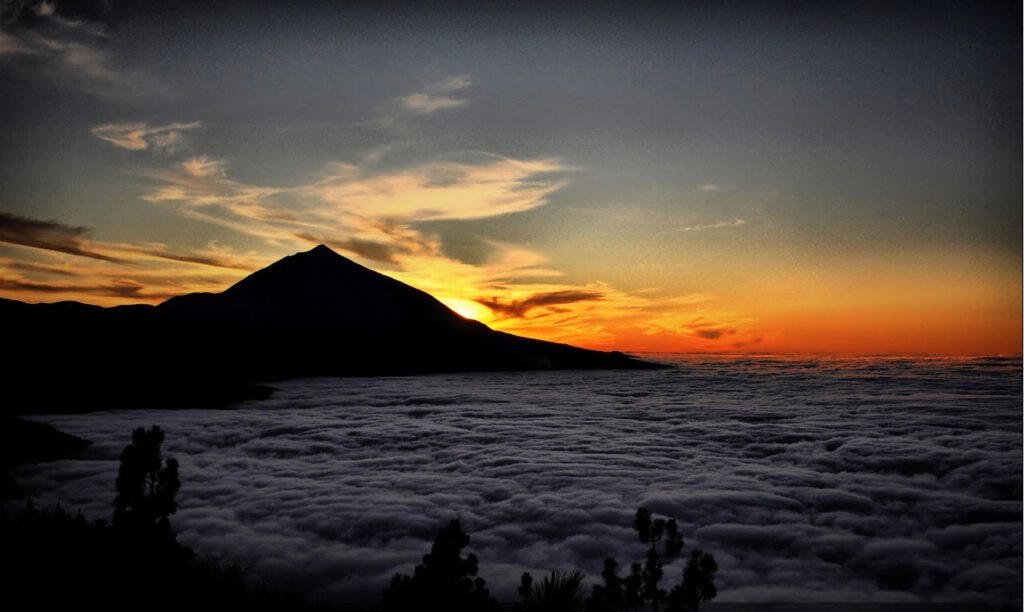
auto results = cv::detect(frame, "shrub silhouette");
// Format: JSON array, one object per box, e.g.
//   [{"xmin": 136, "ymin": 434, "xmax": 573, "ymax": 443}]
[
  {"xmin": 518, "ymin": 568, "xmax": 586, "ymax": 611},
  {"xmin": 383, "ymin": 519, "xmax": 498, "ymax": 612},
  {"xmin": 586, "ymin": 507, "xmax": 717, "ymax": 612}
]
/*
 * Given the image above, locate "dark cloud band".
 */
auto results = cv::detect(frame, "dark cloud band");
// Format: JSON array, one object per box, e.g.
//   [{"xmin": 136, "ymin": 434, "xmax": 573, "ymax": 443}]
[
  {"xmin": 478, "ymin": 290, "xmax": 604, "ymax": 318},
  {"xmin": 0, "ymin": 212, "xmax": 121, "ymax": 262}
]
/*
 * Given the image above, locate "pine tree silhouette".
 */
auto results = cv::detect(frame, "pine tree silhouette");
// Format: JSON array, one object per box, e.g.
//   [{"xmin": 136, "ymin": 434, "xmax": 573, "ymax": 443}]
[
  {"xmin": 519, "ymin": 571, "xmax": 535, "ymax": 608},
  {"xmin": 383, "ymin": 519, "xmax": 497, "ymax": 612},
  {"xmin": 585, "ymin": 507, "xmax": 716, "ymax": 612},
  {"xmin": 667, "ymin": 550, "xmax": 719, "ymax": 612},
  {"xmin": 113, "ymin": 426, "xmax": 180, "ymax": 531},
  {"xmin": 634, "ymin": 507, "xmax": 684, "ymax": 611},
  {"xmin": 1, "ymin": 426, "xmax": 324, "ymax": 611}
]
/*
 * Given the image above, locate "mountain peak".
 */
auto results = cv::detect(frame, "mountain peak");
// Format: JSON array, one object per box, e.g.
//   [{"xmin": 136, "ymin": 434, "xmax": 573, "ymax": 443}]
[
  {"xmin": 223, "ymin": 243, "xmax": 374, "ymax": 299},
  {"xmin": 305, "ymin": 244, "xmax": 338, "ymax": 257},
  {"xmin": 287, "ymin": 243, "xmax": 351, "ymax": 267},
  {"xmin": 207, "ymin": 241, "xmax": 467, "ymax": 335}
]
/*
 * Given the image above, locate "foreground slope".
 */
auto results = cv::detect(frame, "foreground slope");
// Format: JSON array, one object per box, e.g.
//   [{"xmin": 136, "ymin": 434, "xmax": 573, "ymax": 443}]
[{"xmin": 3, "ymin": 245, "xmax": 661, "ymax": 413}]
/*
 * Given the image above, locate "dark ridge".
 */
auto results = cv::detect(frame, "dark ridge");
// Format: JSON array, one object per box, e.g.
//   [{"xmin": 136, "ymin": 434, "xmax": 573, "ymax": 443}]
[
  {"xmin": 3, "ymin": 245, "xmax": 666, "ymax": 415},
  {"xmin": 1, "ymin": 417, "xmax": 90, "ymax": 501}
]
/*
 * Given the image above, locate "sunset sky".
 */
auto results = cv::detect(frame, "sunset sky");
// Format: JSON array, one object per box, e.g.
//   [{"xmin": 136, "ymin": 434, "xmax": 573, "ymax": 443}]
[{"xmin": 0, "ymin": 1, "xmax": 1019, "ymax": 354}]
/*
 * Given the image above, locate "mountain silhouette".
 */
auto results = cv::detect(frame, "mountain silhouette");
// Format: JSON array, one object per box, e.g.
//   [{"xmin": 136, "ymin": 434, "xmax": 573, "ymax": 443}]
[
  {"xmin": 3, "ymin": 245, "xmax": 662, "ymax": 414},
  {"xmin": 158, "ymin": 244, "xmax": 486, "ymax": 335}
]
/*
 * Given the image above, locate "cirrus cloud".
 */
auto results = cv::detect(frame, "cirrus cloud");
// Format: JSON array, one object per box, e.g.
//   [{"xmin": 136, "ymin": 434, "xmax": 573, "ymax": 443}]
[
  {"xmin": 91, "ymin": 121, "xmax": 201, "ymax": 153},
  {"xmin": 679, "ymin": 218, "xmax": 747, "ymax": 232},
  {"xmin": 0, "ymin": 211, "xmax": 121, "ymax": 262},
  {"xmin": 478, "ymin": 290, "xmax": 605, "ymax": 319},
  {"xmin": 313, "ymin": 155, "xmax": 570, "ymax": 222},
  {"xmin": 400, "ymin": 74, "xmax": 473, "ymax": 115},
  {"xmin": 0, "ymin": 1, "xmax": 160, "ymax": 99}
]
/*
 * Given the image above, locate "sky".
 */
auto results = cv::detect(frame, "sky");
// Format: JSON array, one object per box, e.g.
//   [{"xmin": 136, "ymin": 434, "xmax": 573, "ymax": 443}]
[{"xmin": 0, "ymin": 0, "xmax": 1020, "ymax": 354}]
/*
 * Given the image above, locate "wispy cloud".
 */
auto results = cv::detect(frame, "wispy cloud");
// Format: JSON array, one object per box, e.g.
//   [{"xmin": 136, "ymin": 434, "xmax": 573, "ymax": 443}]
[
  {"xmin": 0, "ymin": 212, "xmax": 121, "ymax": 262},
  {"xmin": 0, "ymin": 10, "xmax": 159, "ymax": 99},
  {"xmin": 0, "ymin": 276, "xmax": 174, "ymax": 299},
  {"xmin": 0, "ymin": 211, "xmax": 258, "ymax": 272},
  {"xmin": 0, "ymin": 261, "xmax": 254, "ymax": 307},
  {"xmin": 434, "ymin": 74, "xmax": 473, "ymax": 91},
  {"xmin": 0, "ymin": 29, "xmax": 33, "ymax": 56},
  {"xmin": 313, "ymin": 155, "xmax": 569, "ymax": 221},
  {"xmin": 91, "ymin": 121, "xmax": 202, "ymax": 153},
  {"xmin": 180, "ymin": 155, "xmax": 227, "ymax": 177},
  {"xmin": 133, "ymin": 150, "xmax": 571, "ymax": 251},
  {"xmin": 400, "ymin": 74, "xmax": 473, "ymax": 115},
  {"xmin": 3, "ymin": 259, "xmax": 78, "ymax": 277},
  {"xmin": 401, "ymin": 93, "xmax": 466, "ymax": 114},
  {"xmin": 0, "ymin": 208, "xmax": 266, "ymax": 305},
  {"xmin": 28, "ymin": 1, "xmax": 110, "ymax": 37},
  {"xmin": 293, "ymin": 232, "xmax": 414, "ymax": 265},
  {"xmin": 121, "ymin": 242, "xmax": 254, "ymax": 271},
  {"xmin": 477, "ymin": 290, "xmax": 605, "ymax": 319},
  {"xmin": 679, "ymin": 218, "xmax": 747, "ymax": 232}
]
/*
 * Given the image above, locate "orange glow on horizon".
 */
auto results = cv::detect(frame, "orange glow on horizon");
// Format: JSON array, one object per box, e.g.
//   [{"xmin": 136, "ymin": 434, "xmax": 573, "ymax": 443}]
[{"xmin": 1, "ymin": 241, "xmax": 1020, "ymax": 356}]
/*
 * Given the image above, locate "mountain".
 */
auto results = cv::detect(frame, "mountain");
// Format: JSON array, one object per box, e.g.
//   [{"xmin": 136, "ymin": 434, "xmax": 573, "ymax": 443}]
[
  {"xmin": 2, "ymin": 245, "xmax": 663, "ymax": 413},
  {"xmin": 157, "ymin": 244, "xmax": 483, "ymax": 336}
]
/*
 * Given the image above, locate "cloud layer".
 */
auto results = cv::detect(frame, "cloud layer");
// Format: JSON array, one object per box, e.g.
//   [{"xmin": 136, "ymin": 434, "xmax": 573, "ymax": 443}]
[{"xmin": 11, "ymin": 355, "xmax": 1022, "ymax": 608}]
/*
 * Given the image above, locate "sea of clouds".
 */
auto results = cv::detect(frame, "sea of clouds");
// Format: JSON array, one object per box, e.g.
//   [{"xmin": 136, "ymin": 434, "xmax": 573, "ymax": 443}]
[{"xmin": 9, "ymin": 355, "xmax": 1022, "ymax": 608}]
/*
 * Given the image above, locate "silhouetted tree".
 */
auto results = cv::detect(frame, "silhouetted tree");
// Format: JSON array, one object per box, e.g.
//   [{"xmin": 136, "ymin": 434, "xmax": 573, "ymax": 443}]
[
  {"xmin": 113, "ymin": 426, "xmax": 180, "ymax": 531},
  {"xmin": 666, "ymin": 550, "xmax": 719, "ymax": 612},
  {"xmin": 587, "ymin": 557, "xmax": 646, "ymax": 612},
  {"xmin": 519, "ymin": 571, "xmax": 535, "ymax": 608},
  {"xmin": 624, "ymin": 562, "xmax": 644, "ymax": 610},
  {"xmin": 383, "ymin": 519, "xmax": 497, "ymax": 612},
  {"xmin": 585, "ymin": 507, "xmax": 715, "ymax": 612},
  {"xmin": 586, "ymin": 559, "xmax": 623, "ymax": 611},
  {"xmin": 634, "ymin": 507, "xmax": 684, "ymax": 611},
  {"xmin": 0, "ymin": 427, "xmax": 325, "ymax": 611}
]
